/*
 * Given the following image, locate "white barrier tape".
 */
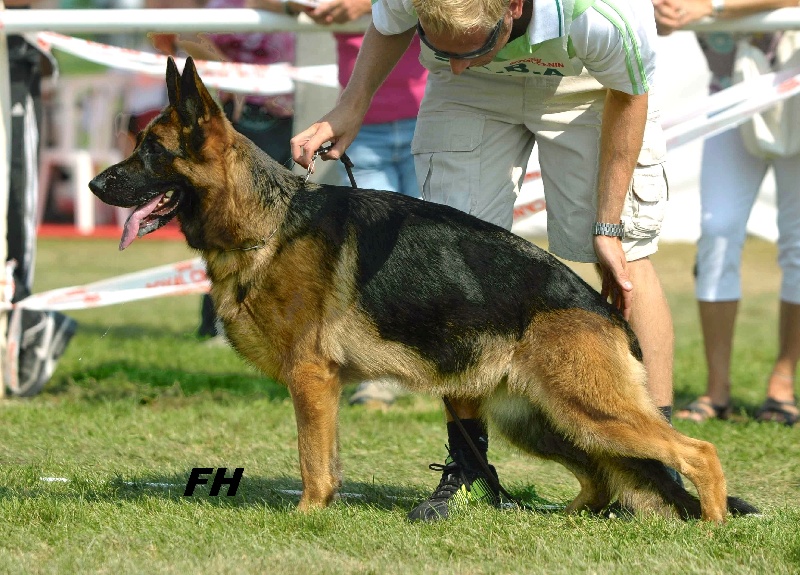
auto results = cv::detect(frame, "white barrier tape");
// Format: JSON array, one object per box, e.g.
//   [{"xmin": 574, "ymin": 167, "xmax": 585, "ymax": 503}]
[
  {"xmin": 31, "ymin": 31, "xmax": 339, "ymax": 95},
  {"xmin": 661, "ymin": 67, "xmax": 784, "ymax": 130},
  {"xmin": 8, "ymin": 257, "xmax": 210, "ymax": 312},
  {"xmin": 664, "ymin": 66, "xmax": 800, "ymax": 149},
  {"xmin": 513, "ymin": 197, "xmax": 546, "ymax": 221}
]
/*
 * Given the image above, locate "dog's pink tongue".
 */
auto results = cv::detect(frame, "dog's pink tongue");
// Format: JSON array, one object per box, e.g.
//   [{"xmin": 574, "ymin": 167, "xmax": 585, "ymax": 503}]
[{"xmin": 119, "ymin": 194, "xmax": 164, "ymax": 251}]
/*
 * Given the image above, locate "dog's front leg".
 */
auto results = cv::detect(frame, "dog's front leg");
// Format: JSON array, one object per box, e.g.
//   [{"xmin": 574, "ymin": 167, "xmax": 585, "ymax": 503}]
[{"xmin": 288, "ymin": 359, "xmax": 343, "ymax": 511}]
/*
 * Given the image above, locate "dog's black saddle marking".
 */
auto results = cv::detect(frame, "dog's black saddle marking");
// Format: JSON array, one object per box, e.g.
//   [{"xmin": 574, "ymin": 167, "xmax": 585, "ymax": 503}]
[{"xmin": 284, "ymin": 186, "xmax": 628, "ymax": 375}]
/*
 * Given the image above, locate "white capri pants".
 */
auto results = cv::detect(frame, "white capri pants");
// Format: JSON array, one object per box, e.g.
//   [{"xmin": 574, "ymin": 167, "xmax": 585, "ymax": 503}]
[{"xmin": 696, "ymin": 128, "xmax": 800, "ymax": 304}]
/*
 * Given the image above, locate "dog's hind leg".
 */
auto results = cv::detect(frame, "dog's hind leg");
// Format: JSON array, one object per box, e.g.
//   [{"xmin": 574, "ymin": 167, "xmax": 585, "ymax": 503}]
[
  {"xmin": 483, "ymin": 390, "xmax": 612, "ymax": 514},
  {"xmin": 567, "ymin": 389, "xmax": 728, "ymax": 522},
  {"xmin": 287, "ymin": 358, "xmax": 343, "ymax": 511},
  {"xmin": 546, "ymin": 378, "xmax": 728, "ymax": 522},
  {"xmin": 601, "ymin": 457, "xmax": 697, "ymax": 519},
  {"xmin": 516, "ymin": 310, "xmax": 729, "ymax": 522},
  {"xmin": 601, "ymin": 456, "xmax": 760, "ymax": 519}
]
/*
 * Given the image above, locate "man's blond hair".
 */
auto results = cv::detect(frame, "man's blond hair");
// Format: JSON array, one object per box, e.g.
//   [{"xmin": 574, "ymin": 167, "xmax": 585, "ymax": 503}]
[{"xmin": 412, "ymin": 0, "xmax": 509, "ymax": 36}]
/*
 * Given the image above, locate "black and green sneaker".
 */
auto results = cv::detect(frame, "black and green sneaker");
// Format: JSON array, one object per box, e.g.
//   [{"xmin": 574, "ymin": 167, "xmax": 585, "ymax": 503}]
[{"xmin": 407, "ymin": 454, "xmax": 500, "ymax": 522}]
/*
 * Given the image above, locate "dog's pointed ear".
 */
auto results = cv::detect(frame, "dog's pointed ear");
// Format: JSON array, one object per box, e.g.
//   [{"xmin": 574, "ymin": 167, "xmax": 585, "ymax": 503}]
[
  {"xmin": 176, "ymin": 56, "xmax": 221, "ymax": 127},
  {"xmin": 166, "ymin": 56, "xmax": 180, "ymax": 107}
]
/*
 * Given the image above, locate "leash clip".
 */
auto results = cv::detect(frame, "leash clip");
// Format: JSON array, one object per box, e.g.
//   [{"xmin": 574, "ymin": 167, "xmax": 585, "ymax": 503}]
[
  {"xmin": 303, "ymin": 144, "xmax": 357, "ymax": 189},
  {"xmin": 305, "ymin": 144, "xmax": 333, "ymax": 183}
]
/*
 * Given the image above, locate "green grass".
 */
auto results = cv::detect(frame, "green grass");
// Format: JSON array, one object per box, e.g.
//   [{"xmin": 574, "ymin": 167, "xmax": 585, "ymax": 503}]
[{"xmin": 1, "ymin": 236, "xmax": 799, "ymax": 574}]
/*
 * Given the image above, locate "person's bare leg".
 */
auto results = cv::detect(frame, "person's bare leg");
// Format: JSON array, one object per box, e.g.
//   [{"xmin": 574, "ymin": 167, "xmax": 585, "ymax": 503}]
[
  {"xmin": 443, "ymin": 397, "xmax": 481, "ymax": 421},
  {"xmin": 625, "ymin": 257, "xmax": 674, "ymax": 409},
  {"xmin": 696, "ymin": 300, "xmax": 737, "ymax": 407},
  {"xmin": 765, "ymin": 300, "xmax": 800, "ymax": 407}
]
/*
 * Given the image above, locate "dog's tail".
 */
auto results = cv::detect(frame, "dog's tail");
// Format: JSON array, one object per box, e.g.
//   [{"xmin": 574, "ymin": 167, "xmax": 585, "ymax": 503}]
[
  {"xmin": 606, "ymin": 457, "xmax": 760, "ymax": 519},
  {"xmin": 726, "ymin": 495, "xmax": 761, "ymax": 516}
]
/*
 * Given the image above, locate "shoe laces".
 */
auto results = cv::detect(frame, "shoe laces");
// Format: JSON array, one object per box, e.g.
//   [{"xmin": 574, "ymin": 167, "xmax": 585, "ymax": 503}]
[
  {"xmin": 427, "ymin": 444, "xmax": 492, "ymax": 497},
  {"xmin": 426, "ymin": 460, "xmax": 470, "ymax": 502}
]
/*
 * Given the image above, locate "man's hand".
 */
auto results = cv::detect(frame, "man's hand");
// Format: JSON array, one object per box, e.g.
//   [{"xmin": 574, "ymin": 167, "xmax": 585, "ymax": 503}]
[
  {"xmin": 306, "ymin": 0, "xmax": 371, "ymax": 24},
  {"xmin": 594, "ymin": 235, "xmax": 634, "ymax": 320},
  {"xmin": 654, "ymin": 0, "xmax": 800, "ymax": 35},
  {"xmin": 652, "ymin": 0, "xmax": 714, "ymax": 35},
  {"xmin": 290, "ymin": 100, "xmax": 368, "ymax": 169},
  {"xmin": 290, "ymin": 23, "xmax": 414, "ymax": 169}
]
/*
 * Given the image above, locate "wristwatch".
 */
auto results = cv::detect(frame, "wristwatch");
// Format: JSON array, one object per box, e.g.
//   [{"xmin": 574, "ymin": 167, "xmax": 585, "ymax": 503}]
[{"xmin": 593, "ymin": 222, "xmax": 625, "ymax": 238}]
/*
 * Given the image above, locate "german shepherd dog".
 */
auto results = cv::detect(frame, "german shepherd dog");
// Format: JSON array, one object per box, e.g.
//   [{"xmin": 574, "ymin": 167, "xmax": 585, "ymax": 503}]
[{"xmin": 90, "ymin": 57, "xmax": 756, "ymax": 522}]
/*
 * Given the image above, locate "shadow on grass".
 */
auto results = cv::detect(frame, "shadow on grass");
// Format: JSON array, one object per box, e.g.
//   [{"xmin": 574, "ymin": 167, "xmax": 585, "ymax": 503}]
[
  {"xmin": 6, "ymin": 472, "xmax": 423, "ymax": 513},
  {"xmin": 7, "ymin": 471, "xmax": 564, "ymax": 517},
  {"xmin": 48, "ymin": 360, "xmax": 290, "ymax": 402},
  {"xmin": 122, "ymin": 473, "xmax": 421, "ymax": 512}
]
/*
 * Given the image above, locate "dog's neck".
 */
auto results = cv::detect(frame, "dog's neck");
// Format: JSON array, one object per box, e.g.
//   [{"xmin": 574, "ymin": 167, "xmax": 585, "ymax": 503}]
[{"xmin": 187, "ymin": 138, "xmax": 302, "ymax": 253}]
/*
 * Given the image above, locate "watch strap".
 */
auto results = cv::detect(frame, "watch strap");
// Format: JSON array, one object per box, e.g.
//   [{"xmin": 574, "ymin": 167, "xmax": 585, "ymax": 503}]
[{"xmin": 593, "ymin": 222, "xmax": 625, "ymax": 238}]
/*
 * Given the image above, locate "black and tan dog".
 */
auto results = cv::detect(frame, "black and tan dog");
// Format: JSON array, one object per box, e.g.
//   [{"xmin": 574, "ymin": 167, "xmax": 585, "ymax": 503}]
[{"xmin": 90, "ymin": 57, "xmax": 755, "ymax": 522}]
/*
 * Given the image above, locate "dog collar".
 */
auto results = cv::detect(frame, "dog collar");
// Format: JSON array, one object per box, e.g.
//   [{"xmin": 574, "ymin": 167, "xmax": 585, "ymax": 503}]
[{"xmin": 224, "ymin": 228, "xmax": 277, "ymax": 252}]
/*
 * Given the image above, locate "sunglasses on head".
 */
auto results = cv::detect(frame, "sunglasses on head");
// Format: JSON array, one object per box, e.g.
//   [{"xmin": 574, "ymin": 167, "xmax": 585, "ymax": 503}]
[{"xmin": 416, "ymin": 14, "xmax": 505, "ymax": 60}]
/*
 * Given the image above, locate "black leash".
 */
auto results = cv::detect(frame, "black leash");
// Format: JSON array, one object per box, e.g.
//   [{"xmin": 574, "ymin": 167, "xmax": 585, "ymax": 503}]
[{"xmin": 307, "ymin": 144, "xmax": 357, "ymax": 189}]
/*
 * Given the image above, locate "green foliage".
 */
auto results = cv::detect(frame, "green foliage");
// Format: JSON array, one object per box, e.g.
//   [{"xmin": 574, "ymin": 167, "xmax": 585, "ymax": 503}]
[
  {"xmin": 0, "ymin": 237, "xmax": 798, "ymax": 574},
  {"xmin": 51, "ymin": 50, "xmax": 109, "ymax": 76}
]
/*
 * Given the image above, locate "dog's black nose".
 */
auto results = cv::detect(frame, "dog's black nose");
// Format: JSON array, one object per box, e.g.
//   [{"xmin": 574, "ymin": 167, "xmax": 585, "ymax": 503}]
[{"xmin": 88, "ymin": 173, "xmax": 105, "ymax": 197}]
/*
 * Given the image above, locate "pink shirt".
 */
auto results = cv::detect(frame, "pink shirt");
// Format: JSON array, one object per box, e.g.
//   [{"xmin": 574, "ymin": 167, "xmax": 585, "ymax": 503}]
[
  {"xmin": 334, "ymin": 34, "xmax": 427, "ymax": 125},
  {"xmin": 206, "ymin": 0, "xmax": 295, "ymax": 117}
]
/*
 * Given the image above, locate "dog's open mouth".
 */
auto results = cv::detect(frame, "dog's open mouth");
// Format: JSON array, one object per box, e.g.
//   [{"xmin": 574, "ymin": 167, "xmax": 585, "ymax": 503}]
[{"xmin": 119, "ymin": 190, "xmax": 182, "ymax": 250}]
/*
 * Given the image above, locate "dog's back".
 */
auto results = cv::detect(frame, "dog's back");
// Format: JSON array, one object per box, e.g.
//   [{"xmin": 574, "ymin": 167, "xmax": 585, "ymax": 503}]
[{"xmin": 278, "ymin": 186, "xmax": 641, "ymax": 376}]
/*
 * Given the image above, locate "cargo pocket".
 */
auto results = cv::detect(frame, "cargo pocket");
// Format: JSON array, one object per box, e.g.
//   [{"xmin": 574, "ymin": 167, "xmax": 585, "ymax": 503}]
[
  {"xmin": 412, "ymin": 114, "xmax": 486, "ymax": 215},
  {"xmin": 624, "ymin": 160, "xmax": 669, "ymax": 240}
]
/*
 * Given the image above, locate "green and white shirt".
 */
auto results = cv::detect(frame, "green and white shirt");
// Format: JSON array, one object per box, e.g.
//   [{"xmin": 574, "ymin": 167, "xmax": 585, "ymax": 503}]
[{"xmin": 372, "ymin": 0, "xmax": 657, "ymax": 95}]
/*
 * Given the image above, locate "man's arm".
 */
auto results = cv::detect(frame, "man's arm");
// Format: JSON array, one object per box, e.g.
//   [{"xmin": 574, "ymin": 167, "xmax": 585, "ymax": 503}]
[
  {"xmin": 593, "ymin": 89, "xmax": 649, "ymax": 320},
  {"xmin": 290, "ymin": 23, "xmax": 415, "ymax": 168}
]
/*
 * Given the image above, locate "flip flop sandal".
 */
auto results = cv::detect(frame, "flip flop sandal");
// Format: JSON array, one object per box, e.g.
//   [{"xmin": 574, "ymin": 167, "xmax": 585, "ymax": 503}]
[
  {"xmin": 675, "ymin": 396, "xmax": 732, "ymax": 422},
  {"xmin": 756, "ymin": 396, "xmax": 799, "ymax": 427}
]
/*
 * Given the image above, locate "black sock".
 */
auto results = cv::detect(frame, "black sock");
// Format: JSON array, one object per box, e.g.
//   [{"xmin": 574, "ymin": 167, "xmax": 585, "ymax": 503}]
[{"xmin": 447, "ymin": 419, "xmax": 488, "ymax": 470}]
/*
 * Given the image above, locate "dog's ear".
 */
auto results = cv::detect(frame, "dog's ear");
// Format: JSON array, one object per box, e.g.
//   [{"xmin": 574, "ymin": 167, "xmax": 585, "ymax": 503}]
[
  {"xmin": 176, "ymin": 56, "xmax": 221, "ymax": 127},
  {"xmin": 166, "ymin": 56, "xmax": 180, "ymax": 107}
]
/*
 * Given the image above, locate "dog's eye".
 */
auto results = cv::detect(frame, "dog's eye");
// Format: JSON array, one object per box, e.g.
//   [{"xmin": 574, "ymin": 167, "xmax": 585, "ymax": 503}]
[{"xmin": 140, "ymin": 137, "xmax": 169, "ymax": 158}]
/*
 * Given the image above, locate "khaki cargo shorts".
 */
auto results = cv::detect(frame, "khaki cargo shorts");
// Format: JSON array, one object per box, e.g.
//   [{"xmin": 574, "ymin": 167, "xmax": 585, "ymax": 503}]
[{"xmin": 411, "ymin": 66, "xmax": 669, "ymax": 263}]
